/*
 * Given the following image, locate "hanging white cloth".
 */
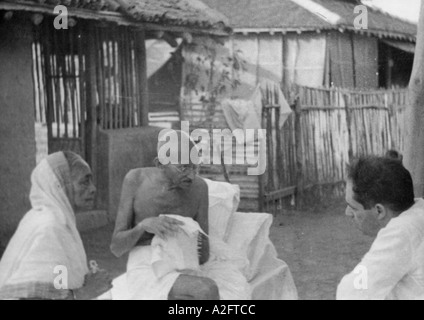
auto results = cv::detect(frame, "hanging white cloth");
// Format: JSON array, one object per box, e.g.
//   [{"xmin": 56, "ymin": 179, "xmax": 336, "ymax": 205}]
[
  {"xmin": 251, "ymin": 82, "xmax": 293, "ymax": 129},
  {"xmin": 221, "ymin": 99, "xmax": 262, "ymax": 132}
]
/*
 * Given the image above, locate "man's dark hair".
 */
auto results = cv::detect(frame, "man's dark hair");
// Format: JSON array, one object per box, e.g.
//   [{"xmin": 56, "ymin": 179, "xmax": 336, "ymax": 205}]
[
  {"xmin": 385, "ymin": 149, "xmax": 403, "ymax": 163},
  {"xmin": 347, "ymin": 156, "xmax": 415, "ymax": 214}
]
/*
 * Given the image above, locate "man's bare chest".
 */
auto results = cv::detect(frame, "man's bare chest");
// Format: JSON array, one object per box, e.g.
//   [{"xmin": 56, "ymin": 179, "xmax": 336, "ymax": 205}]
[{"xmin": 133, "ymin": 182, "xmax": 198, "ymax": 219}]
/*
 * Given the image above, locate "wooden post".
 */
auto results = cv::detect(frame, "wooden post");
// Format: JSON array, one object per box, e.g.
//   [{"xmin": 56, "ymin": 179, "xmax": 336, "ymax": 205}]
[
  {"xmin": 294, "ymin": 98, "xmax": 303, "ymax": 208},
  {"xmin": 274, "ymin": 85, "xmax": 283, "ymax": 191},
  {"xmin": 258, "ymin": 102, "xmax": 267, "ymax": 212},
  {"xmin": 42, "ymin": 22, "xmax": 54, "ymax": 154},
  {"xmin": 85, "ymin": 26, "xmax": 98, "ymax": 183},
  {"xmin": 405, "ymin": 2, "xmax": 424, "ymax": 197},
  {"xmin": 386, "ymin": 46, "xmax": 393, "ymax": 88},
  {"xmin": 77, "ymin": 24, "xmax": 86, "ymax": 159},
  {"xmin": 350, "ymin": 33, "xmax": 357, "ymax": 88},
  {"xmin": 344, "ymin": 93, "xmax": 354, "ymax": 162},
  {"xmin": 136, "ymin": 29, "xmax": 149, "ymax": 126}
]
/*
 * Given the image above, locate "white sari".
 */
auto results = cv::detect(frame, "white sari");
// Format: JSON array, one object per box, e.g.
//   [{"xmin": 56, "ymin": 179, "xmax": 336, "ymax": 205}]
[{"xmin": 0, "ymin": 152, "xmax": 88, "ymax": 299}]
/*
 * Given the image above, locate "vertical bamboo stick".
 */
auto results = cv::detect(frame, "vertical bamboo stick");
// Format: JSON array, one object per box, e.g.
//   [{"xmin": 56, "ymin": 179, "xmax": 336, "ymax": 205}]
[
  {"xmin": 76, "ymin": 24, "xmax": 86, "ymax": 158},
  {"xmin": 112, "ymin": 30, "xmax": 119, "ymax": 129},
  {"xmin": 85, "ymin": 26, "xmax": 98, "ymax": 177},
  {"xmin": 68, "ymin": 28, "xmax": 77, "ymax": 139},
  {"xmin": 95, "ymin": 27, "xmax": 105, "ymax": 129},
  {"xmin": 294, "ymin": 98, "xmax": 303, "ymax": 208},
  {"xmin": 135, "ymin": 30, "xmax": 149, "ymax": 127},
  {"xmin": 106, "ymin": 37, "xmax": 112, "ymax": 130},
  {"xmin": 344, "ymin": 93, "xmax": 354, "ymax": 161},
  {"xmin": 42, "ymin": 23, "xmax": 54, "ymax": 153}
]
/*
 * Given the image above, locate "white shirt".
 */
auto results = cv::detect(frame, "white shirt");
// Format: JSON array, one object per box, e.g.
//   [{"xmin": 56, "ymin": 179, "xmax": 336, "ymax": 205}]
[{"xmin": 337, "ymin": 199, "xmax": 424, "ymax": 300}]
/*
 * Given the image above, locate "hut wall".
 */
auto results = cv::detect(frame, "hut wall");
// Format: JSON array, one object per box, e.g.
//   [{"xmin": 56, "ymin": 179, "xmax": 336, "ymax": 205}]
[
  {"xmin": 97, "ymin": 126, "xmax": 163, "ymax": 221},
  {"xmin": 327, "ymin": 31, "xmax": 379, "ymax": 89},
  {"xmin": 0, "ymin": 16, "xmax": 36, "ymax": 246}
]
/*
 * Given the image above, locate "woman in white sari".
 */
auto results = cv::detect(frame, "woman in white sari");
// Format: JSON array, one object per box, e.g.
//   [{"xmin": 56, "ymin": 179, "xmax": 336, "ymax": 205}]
[{"xmin": 0, "ymin": 151, "xmax": 111, "ymax": 300}]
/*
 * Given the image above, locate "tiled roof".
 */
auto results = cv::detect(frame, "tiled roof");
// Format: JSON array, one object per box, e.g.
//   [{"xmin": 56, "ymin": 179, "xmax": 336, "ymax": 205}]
[
  {"xmin": 0, "ymin": 0, "xmax": 230, "ymax": 33},
  {"xmin": 201, "ymin": 0, "xmax": 417, "ymax": 41}
]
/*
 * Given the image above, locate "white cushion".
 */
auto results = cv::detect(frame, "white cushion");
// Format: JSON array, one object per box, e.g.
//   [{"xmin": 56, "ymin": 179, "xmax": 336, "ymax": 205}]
[
  {"xmin": 225, "ymin": 212, "xmax": 273, "ymax": 281},
  {"xmin": 203, "ymin": 178, "xmax": 240, "ymax": 241}
]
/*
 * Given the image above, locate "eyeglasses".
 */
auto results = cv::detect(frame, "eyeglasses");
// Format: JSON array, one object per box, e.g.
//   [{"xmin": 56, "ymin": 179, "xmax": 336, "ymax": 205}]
[{"xmin": 170, "ymin": 164, "xmax": 198, "ymax": 174}]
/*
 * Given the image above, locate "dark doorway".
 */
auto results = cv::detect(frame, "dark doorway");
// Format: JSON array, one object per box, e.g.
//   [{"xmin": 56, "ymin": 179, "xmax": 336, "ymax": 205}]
[{"xmin": 378, "ymin": 41, "xmax": 414, "ymax": 88}]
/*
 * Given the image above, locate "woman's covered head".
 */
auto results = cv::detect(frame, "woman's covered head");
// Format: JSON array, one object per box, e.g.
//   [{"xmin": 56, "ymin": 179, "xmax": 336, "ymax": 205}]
[{"xmin": 62, "ymin": 151, "xmax": 96, "ymax": 212}]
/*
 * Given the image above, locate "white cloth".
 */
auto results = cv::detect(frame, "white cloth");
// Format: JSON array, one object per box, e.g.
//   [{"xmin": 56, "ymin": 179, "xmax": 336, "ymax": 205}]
[
  {"xmin": 337, "ymin": 199, "xmax": 424, "ymax": 300},
  {"xmin": 124, "ymin": 215, "xmax": 205, "ymax": 300},
  {"xmin": 106, "ymin": 180, "xmax": 297, "ymax": 300},
  {"xmin": 151, "ymin": 215, "xmax": 205, "ymax": 279},
  {"xmin": 204, "ymin": 178, "xmax": 240, "ymax": 241},
  {"xmin": 226, "ymin": 212, "xmax": 298, "ymax": 300},
  {"xmin": 125, "ymin": 246, "xmax": 181, "ymax": 300},
  {"xmin": 110, "ymin": 215, "xmax": 251, "ymax": 300},
  {"xmin": 0, "ymin": 153, "xmax": 88, "ymax": 298},
  {"xmin": 284, "ymin": 34, "xmax": 327, "ymax": 88},
  {"xmin": 222, "ymin": 99, "xmax": 262, "ymax": 132},
  {"xmin": 201, "ymin": 236, "xmax": 251, "ymax": 300},
  {"xmin": 251, "ymin": 82, "xmax": 292, "ymax": 129},
  {"xmin": 146, "ymin": 39, "xmax": 182, "ymax": 78}
]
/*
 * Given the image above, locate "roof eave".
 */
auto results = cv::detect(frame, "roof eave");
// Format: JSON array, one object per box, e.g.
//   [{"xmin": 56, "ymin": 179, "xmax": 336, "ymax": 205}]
[
  {"xmin": 0, "ymin": 1, "xmax": 231, "ymax": 36},
  {"xmin": 232, "ymin": 27, "xmax": 416, "ymax": 42}
]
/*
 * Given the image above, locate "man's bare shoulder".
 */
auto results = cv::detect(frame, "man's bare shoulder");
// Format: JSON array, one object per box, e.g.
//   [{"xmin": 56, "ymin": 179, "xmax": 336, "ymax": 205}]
[
  {"xmin": 193, "ymin": 176, "xmax": 208, "ymax": 196},
  {"xmin": 125, "ymin": 167, "xmax": 160, "ymax": 181}
]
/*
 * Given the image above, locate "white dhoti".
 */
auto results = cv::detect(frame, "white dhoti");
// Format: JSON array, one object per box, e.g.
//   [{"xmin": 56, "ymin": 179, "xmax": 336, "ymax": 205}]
[
  {"xmin": 111, "ymin": 215, "xmax": 251, "ymax": 300},
  {"xmin": 126, "ymin": 246, "xmax": 181, "ymax": 300}
]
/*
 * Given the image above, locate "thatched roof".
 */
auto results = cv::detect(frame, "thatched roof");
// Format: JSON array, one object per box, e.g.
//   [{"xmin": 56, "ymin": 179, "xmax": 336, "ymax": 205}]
[
  {"xmin": 0, "ymin": 0, "xmax": 231, "ymax": 34},
  {"xmin": 201, "ymin": 0, "xmax": 417, "ymax": 41}
]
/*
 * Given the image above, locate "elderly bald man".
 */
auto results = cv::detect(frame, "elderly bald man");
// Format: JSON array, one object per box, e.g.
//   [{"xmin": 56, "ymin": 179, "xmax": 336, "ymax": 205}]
[{"xmin": 110, "ymin": 130, "xmax": 218, "ymax": 300}]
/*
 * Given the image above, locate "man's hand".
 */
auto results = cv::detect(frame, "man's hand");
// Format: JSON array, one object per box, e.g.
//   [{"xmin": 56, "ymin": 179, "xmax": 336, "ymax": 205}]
[
  {"xmin": 74, "ymin": 270, "xmax": 113, "ymax": 300},
  {"xmin": 140, "ymin": 216, "xmax": 184, "ymax": 239}
]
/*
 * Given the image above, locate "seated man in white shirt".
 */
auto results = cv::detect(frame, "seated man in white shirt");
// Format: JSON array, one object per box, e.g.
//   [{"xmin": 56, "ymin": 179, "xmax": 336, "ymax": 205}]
[{"xmin": 337, "ymin": 156, "xmax": 424, "ymax": 300}]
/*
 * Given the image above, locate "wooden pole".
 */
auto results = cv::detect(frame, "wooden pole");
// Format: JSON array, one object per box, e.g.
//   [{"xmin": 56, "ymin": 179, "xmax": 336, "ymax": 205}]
[
  {"xmin": 135, "ymin": 30, "xmax": 149, "ymax": 126},
  {"xmin": 85, "ymin": 26, "xmax": 98, "ymax": 183},
  {"xmin": 386, "ymin": 46, "xmax": 393, "ymax": 88},
  {"xmin": 294, "ymin": 97, "xmax": 304, "ymax": 208},
  {"xmin": 344, "ymin": 93, "xmax": 354, "ymax": 162},
  {"xmin": 77, "ymin": 24, "xmax": 86, "ymax": 159},
  {"xmin": 258, "ymin": 98, "xmax": 267, "ymax": 212},
  {"xmin": 43, "ymin": 23, "xmax": 54, "ymax": 154},
  {"xmin": 404, "ymin": 2, "xmax": 424, "ymax": 197}
]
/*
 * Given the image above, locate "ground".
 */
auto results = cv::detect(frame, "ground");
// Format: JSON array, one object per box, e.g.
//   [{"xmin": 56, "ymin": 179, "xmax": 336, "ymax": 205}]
[
  {"xmin": 269, "ymin": 199, "xmax": 373, "ymax": 300},
  {"xmin": 79, "ymin": 198, "xmax": 373, "ymax": 300}
]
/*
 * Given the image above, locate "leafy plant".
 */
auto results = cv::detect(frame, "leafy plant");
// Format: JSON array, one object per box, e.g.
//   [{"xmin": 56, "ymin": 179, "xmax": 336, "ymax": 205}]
[{"xmin": 183, "ymin": 37, "xmax": 246, "ymax": 111}]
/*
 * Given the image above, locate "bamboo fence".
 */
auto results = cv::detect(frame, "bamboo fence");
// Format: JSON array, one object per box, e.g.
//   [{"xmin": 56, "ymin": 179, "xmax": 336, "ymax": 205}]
[
  {"xmin": 181, "ymin": 85, "xmax": 410, "ymax": 213},
  {"xmin": 297, "ymin": 85, "xmax": 408, "ymax": 187},
  {"xmin": 32, "ymin": 21, "xmax": 149, "ymax": 159}
]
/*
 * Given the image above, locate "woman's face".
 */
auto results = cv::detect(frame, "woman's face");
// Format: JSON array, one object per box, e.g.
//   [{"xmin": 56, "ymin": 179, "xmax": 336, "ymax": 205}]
[{"xmin": 70, "ymin": 161, "xmax": 96, "ymax": 212}]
